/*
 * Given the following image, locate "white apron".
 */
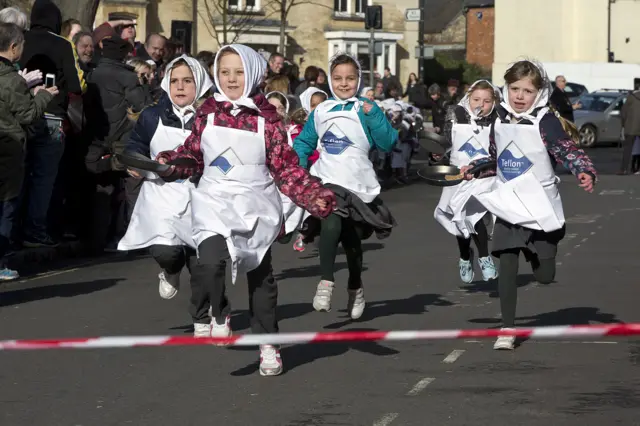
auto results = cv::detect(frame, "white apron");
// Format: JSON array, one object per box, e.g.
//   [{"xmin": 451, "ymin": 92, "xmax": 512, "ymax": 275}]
[
  {"xmin": 309, "ymin": 100, "xmax": 380, "ymax": 203},
  {"xmin": 474, "ymin": 109, "xmax": 565, "ymax": 232},
  {"xmin": 118, "ymin": 120, "xmax": 196, "ymax": 251},
  {"xmin": 278, "ymin": 125, "xmax": 305, "ymax": 234},
  {"xmin": 192, "ymin": 114, "xmax": 282, "ymax": 283},
  {"xmin": 434, "ymin": 122, "xmax": 495, "ymax": 238}
]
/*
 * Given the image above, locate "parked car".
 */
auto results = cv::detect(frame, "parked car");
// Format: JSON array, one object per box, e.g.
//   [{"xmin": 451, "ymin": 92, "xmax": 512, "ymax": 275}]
[
  {"xmin": 573, "ymin": 90, "xmax": 627, "ymax": 147},
  {"xmin": 551, "ymin": 81, "xmax": 588, "ymax": 103}
]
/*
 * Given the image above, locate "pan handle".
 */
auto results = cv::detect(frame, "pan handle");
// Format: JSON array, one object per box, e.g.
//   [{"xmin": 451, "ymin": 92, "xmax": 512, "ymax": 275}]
[{"xmin": 467, "ymin": 160, "xmax": 497, "ymax": 177}]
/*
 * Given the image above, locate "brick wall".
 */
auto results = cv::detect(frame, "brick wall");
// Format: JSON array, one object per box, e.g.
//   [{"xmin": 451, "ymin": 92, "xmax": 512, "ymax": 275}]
[{"xmin": 465, "ymin": 7, "xmax": 494, "ymax": 71}]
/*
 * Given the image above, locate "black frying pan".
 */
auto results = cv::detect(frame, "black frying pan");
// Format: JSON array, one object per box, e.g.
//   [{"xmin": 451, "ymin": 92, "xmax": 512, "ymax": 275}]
[
  {"xmin": 417, "ymin": 161, "xmax": 496, "ymax": 187},
  {"xmin": 116, "ymin": 152, "xmax": 197, "ymax": 173},
  {"xmin": 417, "ymin": 130, "xmax": 450, "ymax": 154}
]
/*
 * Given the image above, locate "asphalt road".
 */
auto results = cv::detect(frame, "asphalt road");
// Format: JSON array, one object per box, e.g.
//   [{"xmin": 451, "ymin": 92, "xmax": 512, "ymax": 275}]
[{"xmin": 1, "ymin": 146, "xmax": 639, "ymax": 426}]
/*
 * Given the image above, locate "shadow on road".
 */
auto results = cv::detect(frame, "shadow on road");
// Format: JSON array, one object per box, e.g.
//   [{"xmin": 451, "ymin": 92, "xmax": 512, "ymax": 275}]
[
  {"xmin": 469, "ymin": 306, "xmax": 623, "ymax": 328},
  {"xmin": 459, "ymin": 273, "xmax": 537, "ymax": 298},
  {"xmin": 274, "ymin": 262, "xmax": 369, "ymax": 281},
  {"xmin": 0, "ymin": 278, "xmax": 123, "ymax": 307},
  {"xmin": 296, "ymin": 242, "xmax": 386, "ymax": 260},
  {"xmin": 322, "ymin": 293, "xmax": 454, "ymax": 330},
  {"xmin": 229, "ymin": 327, "xmax": 400, "ymax": 376}
]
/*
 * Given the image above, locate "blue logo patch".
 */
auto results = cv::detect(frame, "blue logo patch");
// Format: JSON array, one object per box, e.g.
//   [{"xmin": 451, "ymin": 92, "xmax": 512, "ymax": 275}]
[
  {"xmin": 210, "ymin": 156, "xmax": 233, "ymax": 174},
  {"xmin": 498, "ymin": 142, "xmax": 533, "ymax": 181},
  {"xmin": 321, "ymin": 130, "xmax": 353, "ymax": 155},
  {"xmin": 458, "ymin": 137, "xmax": 488, "ymax": 159}
]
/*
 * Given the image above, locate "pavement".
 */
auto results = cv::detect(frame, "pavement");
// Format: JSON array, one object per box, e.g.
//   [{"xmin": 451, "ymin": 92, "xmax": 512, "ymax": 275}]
[{"xmin": 1, "ymin": 146, "xmax": 640, "ymax": 426}]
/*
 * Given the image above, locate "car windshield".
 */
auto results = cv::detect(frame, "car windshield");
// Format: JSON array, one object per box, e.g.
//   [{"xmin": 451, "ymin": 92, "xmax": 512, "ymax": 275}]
[{"xmin": 577, "ymin": 95, "xmax": 617, "ymax": 112}]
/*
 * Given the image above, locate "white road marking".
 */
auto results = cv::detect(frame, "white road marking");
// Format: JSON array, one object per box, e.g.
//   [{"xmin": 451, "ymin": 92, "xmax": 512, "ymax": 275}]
[
  {"xmin": 580, "ymin": 237, "xmax": 589, "ymax": 243},
  {"xmin": 463, "ymin": 340, "xmax": 617, "ymax": 345},
  {"xmin": 556, "ymin": 261, "xmax": 562, "ymax": 266},
  {"xmin": 406, "ymin": 377, "xmax": 435, "ymax": 396},
  {"xmin": 599, "ymin": 189, "xmax": 626, "ymax": 195},
  {"xmin": 564, "ymin": 252, "xmax": 572, "ymax": 256},
  {"xmin": 17, "ymin": 267, "xmax": 81, "ymax": 283},
  {"xmin": 565, "ymin": 214, "xmax": 601, "ymax": 224},
  {"xmin": 442, "ymin": 349, "xmax": 465, "ymax": 364},
  {"xmin": 373, "ymin": 413, "xmax": 399, "ymax": 426}
]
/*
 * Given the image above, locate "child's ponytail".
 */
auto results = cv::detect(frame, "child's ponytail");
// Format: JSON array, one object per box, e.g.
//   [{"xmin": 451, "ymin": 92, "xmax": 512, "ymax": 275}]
[{"xmin": 549, "ymin": 105, "xmax": 580, "ymax": 144}]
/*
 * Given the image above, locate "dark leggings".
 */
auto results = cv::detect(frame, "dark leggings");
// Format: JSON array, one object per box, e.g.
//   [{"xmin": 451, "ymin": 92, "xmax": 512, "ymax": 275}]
[
  {"xmin": 498, "ymin": 248, "xmax": 556, "ymax": 327},
  {"xmin": 319, "ymin": 214, "xmax": 364, "ymax": 289},
  {"xmin": 190, "ymin": 235, "xmax": 278, "ymax": 333},
  {"xmin": 456, "ymin": 218, "xmax": 490, "ymax": 260}
]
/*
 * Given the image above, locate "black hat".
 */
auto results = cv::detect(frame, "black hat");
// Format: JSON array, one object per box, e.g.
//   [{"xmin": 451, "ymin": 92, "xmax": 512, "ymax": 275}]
[
  {"xmin": 101, "ymin": 36, "xmax": 133, "ymax": 61},
  {"xmin": 108, "ymin": 12, "xmax": 138, "ymax": 22}
]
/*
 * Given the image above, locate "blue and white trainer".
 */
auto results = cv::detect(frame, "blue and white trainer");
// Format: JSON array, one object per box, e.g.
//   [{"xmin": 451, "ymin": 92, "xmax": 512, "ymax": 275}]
[
  {"xmin": 478, "ymin": 256, "xmax": 498, "ymax": 281},
  {"xmin": 0, "ymin": 268, "xmax": 19, "ymax": 281},
  {"xmin": 458, "ymin": 249, "xmax": 475, "ymax": 283}
]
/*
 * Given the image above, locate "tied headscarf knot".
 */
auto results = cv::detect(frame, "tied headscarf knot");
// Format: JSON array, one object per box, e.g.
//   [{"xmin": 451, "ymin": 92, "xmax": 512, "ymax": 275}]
[{"xmin": 457, "ymin": 79, "xmax": 498, "ymax": 132}]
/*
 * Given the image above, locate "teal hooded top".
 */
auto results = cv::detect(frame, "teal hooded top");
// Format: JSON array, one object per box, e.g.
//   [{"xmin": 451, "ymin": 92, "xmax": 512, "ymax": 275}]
[{"xmin": 293, "ymin": 96, "xmax": 398, "ymax": 168}]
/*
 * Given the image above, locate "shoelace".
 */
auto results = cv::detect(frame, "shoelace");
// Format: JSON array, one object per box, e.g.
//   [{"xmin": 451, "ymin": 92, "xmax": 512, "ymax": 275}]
[{"xmin": 261, "ymin": 346, "xmax": 278, "ymax": 363}]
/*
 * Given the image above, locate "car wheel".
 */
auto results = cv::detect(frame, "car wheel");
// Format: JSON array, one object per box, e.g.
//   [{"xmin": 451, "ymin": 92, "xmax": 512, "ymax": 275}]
[{"xmin": 579, "ymin": 124, "xmax": 597, "ymax": 148}]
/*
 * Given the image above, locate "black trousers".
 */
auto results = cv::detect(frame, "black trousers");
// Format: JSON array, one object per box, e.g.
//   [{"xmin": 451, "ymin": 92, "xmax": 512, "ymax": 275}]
[
  {"xmin": 498, "ymin": 248, "xmax": 556, "ymax": 327},
  {"xmin": 621, "ymin": 135, "xmax": 637, "ymax": 173},
  {"xmin": 456, "ymin": 217, "xmax": 490, "ymax": 260},
  {"xmin": 190, "ymin": 235, "xmax": 278, "ymax": 334},
  {"xmin": 149, "ymin": 244, "xmax": 195, "ymax": 276}
]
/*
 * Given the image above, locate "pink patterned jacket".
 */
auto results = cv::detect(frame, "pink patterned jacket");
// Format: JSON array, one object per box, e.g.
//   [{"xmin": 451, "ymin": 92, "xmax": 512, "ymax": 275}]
[{"xmin": 157, "ymin": 94, "xmax": 336, "ymax": 218}]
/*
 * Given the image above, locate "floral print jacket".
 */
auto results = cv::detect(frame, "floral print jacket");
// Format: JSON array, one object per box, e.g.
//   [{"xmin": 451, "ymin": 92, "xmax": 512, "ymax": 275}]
[
  {"xmin": 157, "ymin": 94, "xmax": 336, "ymax": 218},
  {"xmin": 471, "ymin": 105, "xmax": 597, "ymax": 180}
]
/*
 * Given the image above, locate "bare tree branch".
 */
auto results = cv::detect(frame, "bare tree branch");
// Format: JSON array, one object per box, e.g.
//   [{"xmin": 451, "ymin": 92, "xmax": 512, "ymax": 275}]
[{"xmin": 199, "ymin": 0, "xmax": 277, "ymax": 47}]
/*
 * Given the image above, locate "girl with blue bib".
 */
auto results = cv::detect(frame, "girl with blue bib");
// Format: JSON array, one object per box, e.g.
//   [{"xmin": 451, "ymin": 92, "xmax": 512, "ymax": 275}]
[
  {"xmin": 462, "ymin": 61, "xmax": 596, "ymax": 350},
  {"xmin": 293, "ymin": 53, "xmax": 397, "ymax": 320}
]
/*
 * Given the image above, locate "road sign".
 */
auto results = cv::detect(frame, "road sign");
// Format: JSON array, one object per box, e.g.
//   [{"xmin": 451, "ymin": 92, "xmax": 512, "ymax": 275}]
[
  {"xmin": 415, "ymin": 46, "xmax": 435, "ymax": 59},
  {"xmin": 405, "ymin": 8, "xmax": 421, "ymax": 21}
]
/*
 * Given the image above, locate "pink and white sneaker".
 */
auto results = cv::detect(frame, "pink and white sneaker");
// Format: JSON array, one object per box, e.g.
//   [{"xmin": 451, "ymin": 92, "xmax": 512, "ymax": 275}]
[
  {"xmin": 292, "ymin": 233, "xmax": 306, "ymax": 252},
  {"xmin": 259, "ymin": 345, "xmax": 283, "ymax": 376},
  {"xmin": 210, "ymin": 315, "xmax": 232, "ymax": 345}
]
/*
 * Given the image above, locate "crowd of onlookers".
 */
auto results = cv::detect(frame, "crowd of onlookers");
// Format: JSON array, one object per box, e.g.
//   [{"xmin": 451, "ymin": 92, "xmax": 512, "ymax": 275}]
[{"xmin": 0, "ymin": 0, "xmax": 472, "ymax": 282}]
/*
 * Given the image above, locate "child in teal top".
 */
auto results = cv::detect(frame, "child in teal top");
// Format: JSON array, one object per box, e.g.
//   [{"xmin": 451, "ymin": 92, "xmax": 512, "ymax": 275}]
[{"xmin": 293, "ymin": 53, "xmax": 397, "ymax": 321}]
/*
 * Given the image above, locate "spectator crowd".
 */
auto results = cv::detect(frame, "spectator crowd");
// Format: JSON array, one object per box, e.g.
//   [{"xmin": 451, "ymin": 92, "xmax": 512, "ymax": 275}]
[{"xmin": 0, "ymin": 0, "xmax": 468, "ymax": 282}]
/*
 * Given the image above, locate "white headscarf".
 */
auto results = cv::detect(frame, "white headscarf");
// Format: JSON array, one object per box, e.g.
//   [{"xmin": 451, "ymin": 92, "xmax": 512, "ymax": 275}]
[
  {"xmin": 327, "ymin": 52, "xmax": 361, "ymax": 104},
  {"xmin": 266, "ymin": 91, "xmax": 290, "ymax": 113},
  {"xmin": 213, "ymin": 44, "xmax": 267, "ymax": 116},
  {"xmin": 160, "ymin": 54, "xmax": 213, "ymax": 130},
  {"xmin": 458, "ymin": 79, "xmax": 498, "ymax": 131},
  {"xmin": 360, "ymin": 86, "xmax": 373, "ymax": 97},
  {"xmin": 299, "ymin": 87, "xmax": 327, "ymax": 114},
  {"xmin": 500, "ymin": 60, "xmax": 552, "ymax": 121}
]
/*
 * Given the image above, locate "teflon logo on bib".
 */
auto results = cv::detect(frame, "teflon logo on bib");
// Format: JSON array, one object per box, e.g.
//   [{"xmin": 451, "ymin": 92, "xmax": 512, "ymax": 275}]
[
  {"xmin": 321, "ymin": 124, "xmax": 353, "ymax": 155},
  {"xmin": 210, "ymin": 148, "xmax": 241, "ymax": 174},
  {"xmin": 498, "ymin": 141, "xmax": 533, "ymax": 181},
  {"xmin": 458, "ymin": 135, "xmax": 488, "ymax": 159}
]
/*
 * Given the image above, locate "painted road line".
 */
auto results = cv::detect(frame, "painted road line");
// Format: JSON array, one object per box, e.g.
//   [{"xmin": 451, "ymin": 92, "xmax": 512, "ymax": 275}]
[
  {"xmin": 373, "ymin": 413, "xmax": 399, "ymax": 426},
  {"xmin": 17, "ymin": 267, "xmax": 81, "ymax": 283},
  {"xmin": 406, "ymin": 377, "xmax": 435, "ymax": 396},
  {"xmin": 442, "ymin": 349, "xmax": 465, "ymax": 364}
]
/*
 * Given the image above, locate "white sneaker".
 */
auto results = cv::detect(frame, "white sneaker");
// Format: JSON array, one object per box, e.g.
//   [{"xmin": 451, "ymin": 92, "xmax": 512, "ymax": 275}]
[
  {"xmin": 193, "ymin": 323, "xmax": 211, "ymax": 338},
  {"xmin": 313, "ymin": 280, "xmax": 334, "ymax": 312},
  {"xmin": 478, "ymin": 256, "xmax": 498, "ymax": 281},
  {"xmin": 158, "ymin": 271, "xmax": 179, "ymax": 299},
  {"xmin": 259, "ymin": 345, "xmax": 283, "ymax": 376},
  {"xmin": 493, "ymin": 328, "xmax": 516, "ymax": 350},
  {"xmin": 347, "ymin": 288, "xmax": 365, "ymax": 319},
  {"xmin": 210, "ymin": 315, "xmax": 232, "ymax": 345}
]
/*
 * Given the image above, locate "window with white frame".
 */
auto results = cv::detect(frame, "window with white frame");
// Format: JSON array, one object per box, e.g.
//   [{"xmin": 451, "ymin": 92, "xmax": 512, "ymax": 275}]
[
  {"xmin": 334, "ymin": 0, "xmax": 348, "ymax": 13},
  {"xmin": 355, "ymin": 0, "xmax": 370, "ymax": 15},
  {"xmin": 229, "ymin": 0, "xmax": 260, "ymax": 11}
]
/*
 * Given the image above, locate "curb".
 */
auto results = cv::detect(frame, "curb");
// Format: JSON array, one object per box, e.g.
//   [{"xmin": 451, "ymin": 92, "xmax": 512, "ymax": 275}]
[{"xmin": 6, "ymin": 241, "xmax": 87, "ymax": 275}]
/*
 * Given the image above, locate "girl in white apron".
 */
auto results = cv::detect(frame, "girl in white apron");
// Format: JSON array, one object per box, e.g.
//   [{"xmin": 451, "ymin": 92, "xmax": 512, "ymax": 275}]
[
  {"xmin": 288, "ymin": 87, "xmax": 327, "ymax": 252},
  {"xmin": 434, "ymin": 80, "xmax": 498, "ymax": 283},
  {"xmin": 293, "ymin": 53, "xmax": 397, "ymax": 320},
  {"xmin": 118, "ymin": 55, "xmax": 212, "ymax": 301},
  {"xmin": 461, "ymin": 60, "xmax": 596, "ymax": 350},
  {"xmin": 156, "ymin": 45, "xmax": 335, "ymax": 377}
]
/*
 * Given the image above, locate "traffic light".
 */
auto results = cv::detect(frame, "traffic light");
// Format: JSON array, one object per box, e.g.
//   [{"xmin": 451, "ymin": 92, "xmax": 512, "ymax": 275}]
[{"xmin": 365, "ymin": 6, "xmax": 383, "ymax": 30}]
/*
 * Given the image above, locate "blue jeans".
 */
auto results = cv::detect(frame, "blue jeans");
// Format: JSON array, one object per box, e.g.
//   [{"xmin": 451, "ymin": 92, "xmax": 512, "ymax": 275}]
[
  {"xmin": 22, "ymin": 118, "xmax": 65, "ymax": 240},
  {"xmin": 0, "ymin": 197, "xmax": 18, "ymax": 264}
]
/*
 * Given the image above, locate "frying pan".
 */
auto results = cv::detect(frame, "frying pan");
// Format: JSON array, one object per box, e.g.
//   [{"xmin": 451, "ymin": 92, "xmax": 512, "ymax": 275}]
[
  {"xmin": 116, "ymin": 152, "xmax": 197, "ymax": 173},
  {"xmin": 417, "ymin": 161, "xmax": 496, "ymax": 187},
  {"xmin": 417, "ymin": 130, "xmax": 450, "ymax": 154}
]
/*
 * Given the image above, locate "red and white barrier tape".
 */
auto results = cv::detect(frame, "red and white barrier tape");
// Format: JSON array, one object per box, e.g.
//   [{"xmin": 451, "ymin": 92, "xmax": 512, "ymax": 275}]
[{"xmin": 0, "ymin": 324, "xmax": 639, "ymax": 351}]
